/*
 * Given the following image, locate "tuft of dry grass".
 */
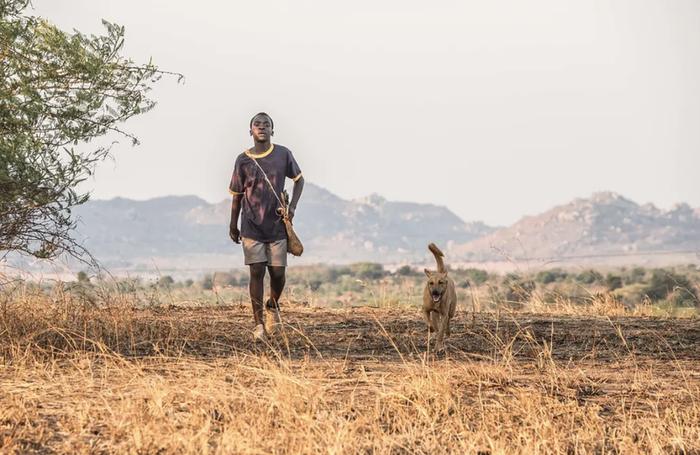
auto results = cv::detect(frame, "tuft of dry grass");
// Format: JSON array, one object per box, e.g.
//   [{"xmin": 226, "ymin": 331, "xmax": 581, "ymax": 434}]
[{"xmin": 1, "ymin": 284, "xmax": 699, "ymax": 454}]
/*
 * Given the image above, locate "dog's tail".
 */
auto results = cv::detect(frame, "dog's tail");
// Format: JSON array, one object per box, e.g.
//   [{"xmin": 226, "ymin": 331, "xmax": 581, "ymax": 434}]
[{"xmin": 428, "ymin": 243, "xmax": 446, "ymax": 273}]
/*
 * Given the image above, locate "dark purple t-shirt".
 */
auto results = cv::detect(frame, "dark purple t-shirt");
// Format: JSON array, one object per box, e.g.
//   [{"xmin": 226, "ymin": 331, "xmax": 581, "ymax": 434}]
[{"xmin": 229, "ymin": 144, "xmax": 302, "ymax": 242}]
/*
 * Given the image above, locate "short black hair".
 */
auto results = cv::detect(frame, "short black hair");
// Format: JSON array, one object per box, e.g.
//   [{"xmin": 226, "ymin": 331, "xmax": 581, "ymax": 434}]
[{"xmin": 250, "ymin": 112, "xmax": 273, "ymax": 129}]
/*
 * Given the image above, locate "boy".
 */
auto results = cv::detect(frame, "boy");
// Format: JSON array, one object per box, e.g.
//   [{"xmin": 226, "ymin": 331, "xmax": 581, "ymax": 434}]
[{"xmin": 228, "ymin": 112, "xmax": 304, "ymax": 340}]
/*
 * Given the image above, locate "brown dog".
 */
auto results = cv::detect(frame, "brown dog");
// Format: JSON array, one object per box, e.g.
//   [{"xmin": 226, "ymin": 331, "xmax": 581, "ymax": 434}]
[{"xmin": 422, "ymin": 243, "xmax": 457, "ymax": 351}]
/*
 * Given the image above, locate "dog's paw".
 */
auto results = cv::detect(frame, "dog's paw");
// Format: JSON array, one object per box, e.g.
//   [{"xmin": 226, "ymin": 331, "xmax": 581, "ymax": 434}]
[{"xmin": 435, "ymin": 342, "xmax": 447, "ymax": 355}]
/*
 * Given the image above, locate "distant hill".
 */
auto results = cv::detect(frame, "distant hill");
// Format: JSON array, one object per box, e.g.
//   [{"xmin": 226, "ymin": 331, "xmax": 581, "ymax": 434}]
[
  {"xmin": 452, "ymin": 192, "xmax": 700, "ymax": 262},
  {"xmin": 8, "ymin": 188, "xmax": 696, "ymax": 274},
  {"xmin": 71, "ymin": 183, "xmax": 495, "ymax": 268}
]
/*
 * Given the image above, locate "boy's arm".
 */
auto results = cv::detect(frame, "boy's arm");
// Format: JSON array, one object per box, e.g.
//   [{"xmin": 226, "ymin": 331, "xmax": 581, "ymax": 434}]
[
  {"xmin": 288, "ymin": 176, "xmax": 304, "ymax": 221},
  {"xmin": 229, "ymin": 194, "xmax": 242, "ymax": 243}
]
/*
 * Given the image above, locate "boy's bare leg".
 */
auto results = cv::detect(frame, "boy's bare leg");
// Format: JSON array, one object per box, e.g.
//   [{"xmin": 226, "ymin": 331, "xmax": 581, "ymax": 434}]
[
  {"xmin": 266, "ymin": 266, "xmax": 285, "ymax": 331},
  {"xmin": 249, "ymin": 263, "xmax": 266, "ymax": 336},
  {"xmin": 267, "ymin": 266, "xmax": 285, "ymax": 308}
]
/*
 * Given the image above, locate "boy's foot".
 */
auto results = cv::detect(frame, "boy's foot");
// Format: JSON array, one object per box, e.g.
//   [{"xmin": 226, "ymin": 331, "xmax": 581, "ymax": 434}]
[
  {"xmin": 266, "ymin": 308, "xmax": 282, "ymax": 334},
  {"xmin": 266, "ymin": 299, "xmax": 282, "ymax": 334},
  {"xmin": 252, "ymin": 324, "xmax": 266, "ymax": 341}
]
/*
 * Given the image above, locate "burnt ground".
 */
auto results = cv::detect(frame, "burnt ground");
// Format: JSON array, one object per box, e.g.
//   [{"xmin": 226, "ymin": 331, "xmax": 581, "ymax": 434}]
[{"xmin": 101, "ymin": 305, "xmax": 700, "ymax": 363}]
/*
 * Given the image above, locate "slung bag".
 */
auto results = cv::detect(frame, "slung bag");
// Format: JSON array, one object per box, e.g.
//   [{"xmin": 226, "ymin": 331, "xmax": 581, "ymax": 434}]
[{"xmin": 248, "ymin": 156, "xmax": 304, "ymax": 257}]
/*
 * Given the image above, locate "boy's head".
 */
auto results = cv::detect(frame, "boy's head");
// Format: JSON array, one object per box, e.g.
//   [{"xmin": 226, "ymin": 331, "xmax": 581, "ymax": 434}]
[{"xmin": 249, "ymin": 112, "xmax": 274, "ymax": 143}]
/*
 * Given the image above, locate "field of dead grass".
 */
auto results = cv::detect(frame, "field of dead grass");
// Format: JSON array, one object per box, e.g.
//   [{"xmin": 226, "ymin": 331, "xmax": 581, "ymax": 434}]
[{"xmin": 1, "ymin": 286, "xmax": 699, "ymax": 454}]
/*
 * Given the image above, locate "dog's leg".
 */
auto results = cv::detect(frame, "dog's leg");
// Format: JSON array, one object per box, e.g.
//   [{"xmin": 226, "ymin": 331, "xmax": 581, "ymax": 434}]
[
  {"xmin": 436, "ymin": 310, "xmax": 450, "ymax": 351},
  {"xmin": 422, "ymin": 308, "xmax": 434, "ymax": 332},
  {"xmin": 430, "ymin": 311, "xmax": 440, "ymax": 334}
]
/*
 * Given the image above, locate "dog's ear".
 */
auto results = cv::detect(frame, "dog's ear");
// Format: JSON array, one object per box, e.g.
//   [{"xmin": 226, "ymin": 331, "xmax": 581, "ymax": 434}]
[{"xmin": 424, "ymin": 268, "xmax": 432, "ymax": 277}]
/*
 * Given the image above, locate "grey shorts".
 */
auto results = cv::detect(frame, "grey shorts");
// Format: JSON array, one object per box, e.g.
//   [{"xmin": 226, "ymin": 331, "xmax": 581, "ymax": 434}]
[{"xmin": 241, "ymin": 237, "xmax": 287, "ymax": 267}]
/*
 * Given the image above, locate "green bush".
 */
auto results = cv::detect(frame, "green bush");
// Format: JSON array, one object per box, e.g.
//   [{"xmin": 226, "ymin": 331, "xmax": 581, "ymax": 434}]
[
  {"xmin": 643, "ymin": 269, "xmax": 695, "ymax": 302},
  {"xmin": 350, "ymin": 263, "xmax": 385, "ymax": 280},
  {"xmin": 624, "ymin": 267, "xmax": 647, "ymax": 285},
  {"xmin": 535, "ymin": 269, "xmax": 568, "ymax": 284},
  {"xmin": 395, "ymin": 265, "xmax": 416, "ymax": 277},
  {"xmin": 463, "ymin": 268, "xmax": 489, "ymax": 286},
  {"xmin": 158, "ymin": 275, "xmax": 174, "ymax": 288},
  {"xmin": 605, "ymin": 274, "xmax": 623, "ymax": 291},
  {"xmin": 76, "ymin": 271, "xmax": 90, "ymax": 283},
  {"xmin": 575, "ymin": 270, "xmax": 603, "ymax": 285},
  {"xmin": 667, "ymin": 288, "xmax": 699, "ymax": 307}
]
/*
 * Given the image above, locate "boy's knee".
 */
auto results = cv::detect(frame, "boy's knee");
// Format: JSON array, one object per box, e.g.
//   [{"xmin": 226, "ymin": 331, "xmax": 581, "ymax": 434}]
[
  {"xmin": 267, "ymin": 266, "xmax": 286, "ymax": 282},
  {"xmin": 249, "ymin": 263, "xmax": 266, "ymax": 280}
]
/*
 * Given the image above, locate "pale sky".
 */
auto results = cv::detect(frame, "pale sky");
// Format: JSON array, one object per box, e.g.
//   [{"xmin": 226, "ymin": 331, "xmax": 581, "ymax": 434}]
[{"xmin": 32, "ymin": 0, "xmax": 700, "ymax": 226}]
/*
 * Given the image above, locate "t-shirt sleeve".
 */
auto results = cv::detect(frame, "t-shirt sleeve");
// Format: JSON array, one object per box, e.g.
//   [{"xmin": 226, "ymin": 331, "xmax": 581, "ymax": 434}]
[
  {"xmin": 228, "ymin": 156, "xmax": 245, "ymax": 195},
  {"xmin": 286, "ymin": 149, "xmax": 303, "ymax": 182}
]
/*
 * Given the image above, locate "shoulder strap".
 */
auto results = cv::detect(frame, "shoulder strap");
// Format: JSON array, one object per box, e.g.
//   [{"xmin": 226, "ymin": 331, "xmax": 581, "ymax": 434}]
[{"xmin": 247, "ymin": 155, "xmax": 286, "ymax": 210}]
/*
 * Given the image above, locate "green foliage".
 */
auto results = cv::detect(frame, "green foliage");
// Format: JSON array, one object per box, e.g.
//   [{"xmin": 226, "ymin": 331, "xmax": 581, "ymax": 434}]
[
  {"xmin": 350, "ymin": 263, "xmax": 385, "ymax": 281},
  {"xmin": 158, "ymin": 275, "xmax": 174, "ymax": 288},
  {"xmin": 0, "ymin": 1, "xmax": 179, "ymax": 260},
  {"xmin": 463, "ymin": 268, "xmax": 489, "ymax": 286},
  {"xmin": 76, "ymin": 271, "xmax": 89, "ymax": 283},
  {"xmin": 201, "ymin": 275, "xmax": 213, "ymax": 291},
  {"xmin": 575, "ymin": 269, "xmax": 603, "ymax": 285},
  {"xmin": 605, "ymin": 274, "xmax": 623, "ymax": 291},
  {"xmin": 395, "ymin": 265, "xmax": 416, "ymax": 277},
  {"xmin": 667, "ymin": 288, "xmax": 699, "ymax": 307},
  {"xmin": 625, "ymin": 267, "xmax": 647, "ymax": 285},
  {"xmin": 643, "ymin": 269, "xmax": 696, "ymax": 302},
  {"xmin": 535, "ymin": 269, "xmax": 568, "ymax": 284}
]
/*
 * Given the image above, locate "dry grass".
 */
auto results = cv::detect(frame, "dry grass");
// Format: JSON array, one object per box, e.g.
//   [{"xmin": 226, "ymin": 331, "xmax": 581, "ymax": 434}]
[{"xmin": 1, "ymin": 284, "xmax": 699, "ymax": 454}]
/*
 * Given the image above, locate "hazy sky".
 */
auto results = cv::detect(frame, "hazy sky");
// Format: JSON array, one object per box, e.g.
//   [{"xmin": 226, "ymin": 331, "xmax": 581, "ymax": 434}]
[{"xmin": 32, "ymin": 1, "xmax": 700, "ymax": 226}]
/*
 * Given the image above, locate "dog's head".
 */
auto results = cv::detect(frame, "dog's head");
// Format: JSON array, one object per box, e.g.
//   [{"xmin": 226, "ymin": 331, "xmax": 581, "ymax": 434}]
[{"xmin": 425, "ymin": 269, "xmax": 449, "ymax": 303}]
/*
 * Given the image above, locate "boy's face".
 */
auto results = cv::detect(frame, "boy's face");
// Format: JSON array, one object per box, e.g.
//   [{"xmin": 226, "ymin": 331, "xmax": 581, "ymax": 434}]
[{"xmin": 250, "ymin": 115, "xmax": 273, "ymax": 143}]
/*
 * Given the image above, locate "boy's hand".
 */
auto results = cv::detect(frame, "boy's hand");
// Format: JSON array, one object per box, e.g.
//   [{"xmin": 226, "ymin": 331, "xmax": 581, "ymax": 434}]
[
  {"xmin": 229, "ymin": 225, "xmax": 240, "ymax": 243},
  {"xmin": 287, "ymin": 206, "xmax": 295, "ymax": 221}
]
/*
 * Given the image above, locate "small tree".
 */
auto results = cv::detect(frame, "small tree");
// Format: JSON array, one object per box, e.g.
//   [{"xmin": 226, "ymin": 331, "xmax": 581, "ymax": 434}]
[
  {"xmin": 575, "ymin": 269, "xmax": 603, "ymax": 285},
  {"xmin": 350, "ymin": 262, "xmax": 385, "ymax": 280},
  {"xmin": 395, "ymin": 265, "xmax": 415, "ymax": 277},
  {"xmin": 158, "ymin": 275, "xmax": 175, "ymax": 288},
  {"xmin": 535, "ymin": 269, "xmax": 567, "ymax": 285},
  {"xmin": 464, "ymin": 268, "xmax": 489, "ymax": 286},
  {"xmin": 0, "ymin": 1, "xmax": 180, "ymax": 261},
  {"xmin": 605, "ymin": 274, "xmax": 623, "ymax": 291}
]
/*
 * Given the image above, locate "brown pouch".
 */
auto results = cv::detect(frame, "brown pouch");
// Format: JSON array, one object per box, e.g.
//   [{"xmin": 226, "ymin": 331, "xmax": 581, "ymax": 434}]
[
  {"xmin": 283, "ymin": 214, "xmax": 303, "ymax": 256},
  {"xmin": 277, "ymin": 190, "xmax": 303, "ymax": 256}
]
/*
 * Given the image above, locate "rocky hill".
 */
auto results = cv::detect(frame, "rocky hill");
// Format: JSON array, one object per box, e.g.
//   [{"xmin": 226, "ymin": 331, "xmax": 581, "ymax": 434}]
[{"xmin": 452, "ymin": 192, "xmax": 700, "ymax": 262}]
